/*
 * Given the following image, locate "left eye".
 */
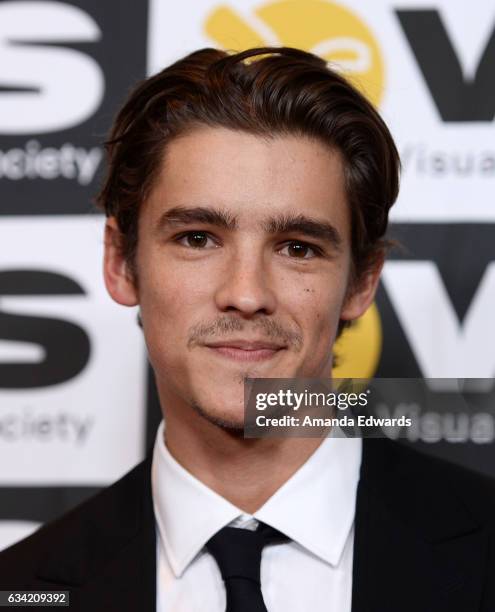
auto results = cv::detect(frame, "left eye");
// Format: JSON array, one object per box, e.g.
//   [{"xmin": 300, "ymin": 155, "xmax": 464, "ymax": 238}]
[
  {"xmin": 279, "ymin": 242, "xmax": 318, "ymax": 259},
  {"xmin": 176, "ymin": 231, "xmax": 217, "ymax": 249}
]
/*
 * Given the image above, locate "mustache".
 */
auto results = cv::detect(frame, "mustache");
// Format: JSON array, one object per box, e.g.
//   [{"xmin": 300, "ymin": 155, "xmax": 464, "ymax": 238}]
[{"xmin": 187, "ymin": 316, "xmax": 303, "ymax": 351}]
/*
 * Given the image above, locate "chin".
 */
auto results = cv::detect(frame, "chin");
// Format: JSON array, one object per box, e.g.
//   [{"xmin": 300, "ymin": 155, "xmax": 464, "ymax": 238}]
[{"xmin": 191, "ymin": 400, "xmax": 246, "ymax": 434}]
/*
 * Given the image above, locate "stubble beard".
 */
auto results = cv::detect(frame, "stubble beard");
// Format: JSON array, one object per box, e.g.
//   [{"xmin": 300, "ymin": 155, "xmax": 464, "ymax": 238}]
[{"xmin": 190, "ymin": 367, "xmax": 256, "ymax": 437}]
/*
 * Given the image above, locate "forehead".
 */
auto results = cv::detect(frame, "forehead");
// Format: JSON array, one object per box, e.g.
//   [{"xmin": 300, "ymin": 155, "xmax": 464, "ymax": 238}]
[{"xmin": 145, "ymin": 127, "xmax": 349, "ymax": 235}]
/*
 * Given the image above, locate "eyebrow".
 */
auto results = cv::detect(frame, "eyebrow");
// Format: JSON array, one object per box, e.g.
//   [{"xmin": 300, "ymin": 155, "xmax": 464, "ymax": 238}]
[
  {"xmin": 156, "ymin": 206, "xmax": 342, "ymax": 250},
  {"xmin": 263, "ymin": 213, "xmax": 343, "ymax": 250},
  {"xmin": 156, "ymin": 206, "xmax": 237, "ymax": 233}
]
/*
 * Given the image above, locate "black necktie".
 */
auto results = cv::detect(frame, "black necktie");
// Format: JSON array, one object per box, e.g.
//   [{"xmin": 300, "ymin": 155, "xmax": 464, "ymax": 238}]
[{"xmin": 205, "ymin": 522, "xmax": 289, "ymax": 612}]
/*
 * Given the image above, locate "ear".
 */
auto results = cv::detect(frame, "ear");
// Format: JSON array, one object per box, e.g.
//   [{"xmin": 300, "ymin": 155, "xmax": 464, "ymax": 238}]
[
  {"xmin": 340, "ymin": 255, "xmax": 384, "ymax": 321},
  {"xmin": 103, "ymin": 217, "xmax": 139, "ymax": 306}
]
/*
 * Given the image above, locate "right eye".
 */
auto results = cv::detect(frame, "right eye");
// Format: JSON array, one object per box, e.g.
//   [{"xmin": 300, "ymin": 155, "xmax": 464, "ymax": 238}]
[{"xmin": 174, "ymin": 231, "xmax": 218, "ymax": 249}]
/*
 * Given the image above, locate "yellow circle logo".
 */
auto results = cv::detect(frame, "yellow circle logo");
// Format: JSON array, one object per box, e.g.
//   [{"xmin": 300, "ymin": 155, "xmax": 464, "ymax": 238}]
[
  {"xmin": 332, "ymin": 303, "xmax": 382, "ymax": 380},
  {"xmin": 204, "ymin": 0, "xmax": 385, "ymax": 107}
]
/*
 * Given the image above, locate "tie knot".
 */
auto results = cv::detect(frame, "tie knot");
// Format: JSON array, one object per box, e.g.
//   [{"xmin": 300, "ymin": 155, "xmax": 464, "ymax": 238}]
[{"xmin": 205, "ymin": 522, "xmax": 288, "ymax": 584}]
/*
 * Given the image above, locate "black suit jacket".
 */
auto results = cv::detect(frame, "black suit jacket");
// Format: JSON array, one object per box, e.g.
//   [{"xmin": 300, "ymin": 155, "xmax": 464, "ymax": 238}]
[{"xmin": 1, "ymin": 438, "xmax": 495, "ymax": 611}]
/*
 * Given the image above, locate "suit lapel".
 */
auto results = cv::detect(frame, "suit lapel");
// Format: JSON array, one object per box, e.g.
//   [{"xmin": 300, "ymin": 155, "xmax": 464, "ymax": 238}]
[
  {"xmin": 33, "ymin": 455, "xmax": 157, "ymax": 612},
  {"xmin": 352, "ymin": 438, "xmax": 486, "ymax": 612}
]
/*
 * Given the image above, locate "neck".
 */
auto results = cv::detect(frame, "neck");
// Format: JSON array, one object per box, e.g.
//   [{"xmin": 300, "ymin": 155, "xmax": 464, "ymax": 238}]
[{"xmin": 161, "ymin": 398, "xmax": 324, "ymax": 514}]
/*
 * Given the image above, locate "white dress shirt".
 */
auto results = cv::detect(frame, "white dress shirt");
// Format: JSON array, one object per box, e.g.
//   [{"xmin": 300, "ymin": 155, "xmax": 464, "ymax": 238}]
[{"xmin": 151, "ymin": 420, "xmax": 362, "ymax": 611}]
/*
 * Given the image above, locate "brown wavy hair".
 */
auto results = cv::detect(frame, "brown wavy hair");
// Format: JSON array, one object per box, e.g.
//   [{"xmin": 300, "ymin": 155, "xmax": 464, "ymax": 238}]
[{"xmin": 96, "ymin": 46, "xmax": 400, "ymax": 304}]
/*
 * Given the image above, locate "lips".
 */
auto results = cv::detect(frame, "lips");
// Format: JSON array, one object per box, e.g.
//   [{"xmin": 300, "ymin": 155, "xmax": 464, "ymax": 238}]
[
  {"xmin": 206, "ymin": 340, "xmax": 284, "ymax": 350},
  {"xmin": 204, "ymin": 339, "xmax": 285, "ymax": 362}
]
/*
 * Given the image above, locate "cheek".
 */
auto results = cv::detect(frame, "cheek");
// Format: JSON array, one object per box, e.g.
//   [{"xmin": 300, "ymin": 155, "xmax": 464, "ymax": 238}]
[
  {"xmin": 138, "ymin": 244, "xmax": 205, "ymax": 312},
  {"xmin": 136, "ymin": 250, "xmax": 218, "ymax": 360},
  {"xmin": 136, "ymin": 266, "xmax": 180, "ymax": 344},
  {"xmin": 294, "ymin": 279, "xmax": 348, "ymax": 351}
]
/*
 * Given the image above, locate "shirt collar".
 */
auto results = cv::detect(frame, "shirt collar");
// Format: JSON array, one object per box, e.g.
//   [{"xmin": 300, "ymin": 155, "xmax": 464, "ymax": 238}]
[
  {"xmin": 151, "ymin": 421, "xmax": 242, "ymax": 576},
  {"xmin": 253, "ymin": 430, "xmax": 362, "ymax": 566},
  {"xmin": 151, "ymin": 421, "xmax": 362, "ymax": 576}
]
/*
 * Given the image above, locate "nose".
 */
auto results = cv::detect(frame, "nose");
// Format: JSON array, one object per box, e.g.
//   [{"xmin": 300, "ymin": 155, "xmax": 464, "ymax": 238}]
[{"xmin": 214, "ymin": 249, "xmax": 277, "ymax": 317}]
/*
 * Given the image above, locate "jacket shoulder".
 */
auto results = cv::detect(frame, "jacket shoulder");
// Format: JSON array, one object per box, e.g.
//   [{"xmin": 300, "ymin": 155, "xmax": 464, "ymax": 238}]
[
  {"xmin": 0, "ymin": 455, "xmax": 152, "ymax": 587},
  {"xmin": 369, "ymin": 438, "xmax": 495, "ymax": 529}
]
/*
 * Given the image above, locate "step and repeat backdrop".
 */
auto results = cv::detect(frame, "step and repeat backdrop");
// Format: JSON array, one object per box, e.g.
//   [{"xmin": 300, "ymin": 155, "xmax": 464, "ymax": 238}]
[{"xmin": 1, "ymin": 0, "xmax": 494, "ymax": 550}]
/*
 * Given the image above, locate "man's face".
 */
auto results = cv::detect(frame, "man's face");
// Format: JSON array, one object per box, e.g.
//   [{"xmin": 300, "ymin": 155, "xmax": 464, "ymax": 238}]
[{"xmin": 105, "ymin": 127, "xmax": 380, "ymax": 429}]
